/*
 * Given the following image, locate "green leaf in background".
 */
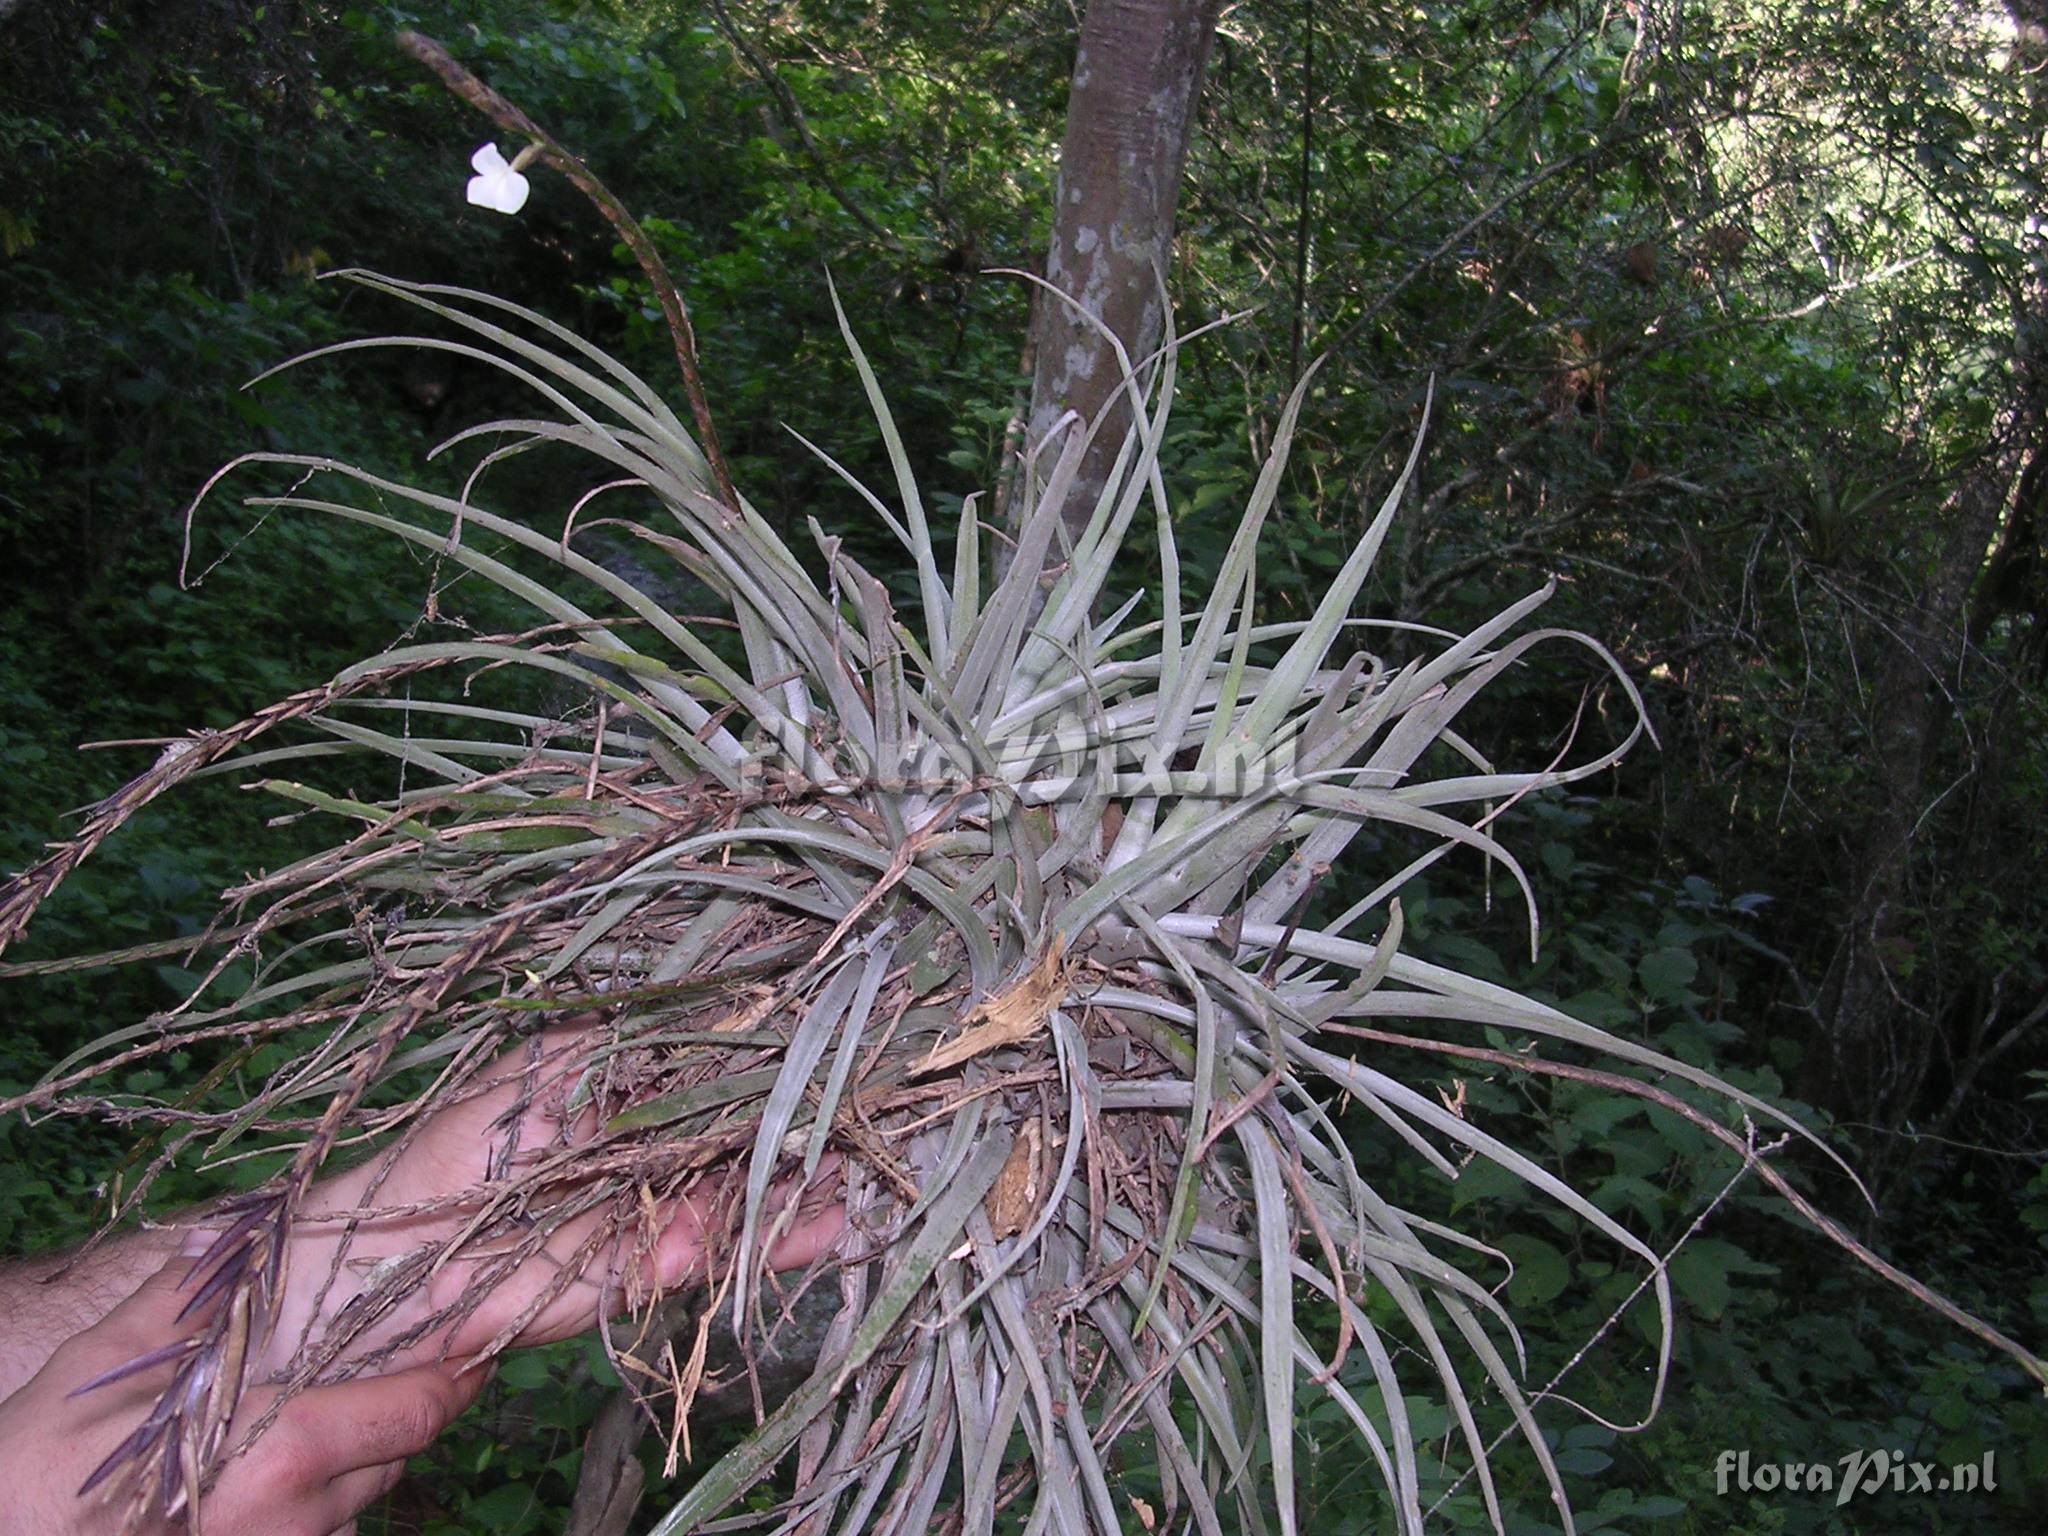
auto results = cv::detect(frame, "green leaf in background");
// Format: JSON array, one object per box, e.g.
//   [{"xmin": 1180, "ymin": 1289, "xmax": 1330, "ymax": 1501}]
[
  {"xmin": 1499, "ymin": 1234, "xmax": 1571, "ymax": 1307},
  {"xmin": 1637, "ymin": 946, "xmax": 1700, "ymax": 1004}
]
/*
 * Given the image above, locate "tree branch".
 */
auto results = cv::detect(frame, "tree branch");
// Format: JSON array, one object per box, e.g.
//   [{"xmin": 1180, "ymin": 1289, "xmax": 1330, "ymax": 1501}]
[{"xmin": 705, "ymin": 0, "xmax": 904, "ymax": 253}]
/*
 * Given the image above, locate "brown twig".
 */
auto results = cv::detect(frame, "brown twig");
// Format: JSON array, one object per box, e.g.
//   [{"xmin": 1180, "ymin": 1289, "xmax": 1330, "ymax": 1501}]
[
  {"xmin": 0, "ymin": 621, "xmax": 644, "ymax": 963},
  {"xmin": 394, "ymin": 29, "xmax": 741, "ymax": 518},
  {"xmin": 1321, "ymin": 1021, "xmax": 2048, "ymax": 1391},
  {"xmin": 0, "ymin": 650, "xmax": 457, "ymax": 959}
]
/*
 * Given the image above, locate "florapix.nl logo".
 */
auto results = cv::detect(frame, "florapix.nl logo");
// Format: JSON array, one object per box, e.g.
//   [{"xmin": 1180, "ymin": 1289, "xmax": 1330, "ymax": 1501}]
[{"xmin": 1715, "ymin": 1448, "xmax": 1998, "ymax": 1507}]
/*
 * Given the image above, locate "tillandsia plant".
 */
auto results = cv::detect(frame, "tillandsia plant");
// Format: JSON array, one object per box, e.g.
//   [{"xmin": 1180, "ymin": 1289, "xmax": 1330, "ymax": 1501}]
[
  {"xmin": 0, "ymin": 273, "xmax": 1809, "ymax": 1534},
  {"xmin": 4, "ymin": 34, "xmax": 2042, "ymax": 1536},
  {"xmin": 1, "ymin": 260, "xmax": 1668, "ymax": 1536}
]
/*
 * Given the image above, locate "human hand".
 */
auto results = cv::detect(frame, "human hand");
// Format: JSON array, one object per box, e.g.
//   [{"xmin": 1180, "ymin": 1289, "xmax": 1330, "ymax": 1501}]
[
  {"xmin": 262, "ymin": 1027, "xmax": 844, "ymax": 1379},
  {"xmin": 0, "ymin": 1248, "xmax": 489, "ymax": 1536},
  {"xmin": 3, "ymin": 1026, "xmax": 844, "ymax": 1533}
]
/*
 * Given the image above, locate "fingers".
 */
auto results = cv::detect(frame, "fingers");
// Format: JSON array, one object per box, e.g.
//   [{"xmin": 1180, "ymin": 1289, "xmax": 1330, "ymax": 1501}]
[
  {"xmin": 763, "ymin": 1166, "xmax": 848, "ymax": 1273},
  {"xmin": 310, "ymin": 1027, "xmax": 598, "ymax": 1227},
  {"xmin": 539, "ymin": 1166, "xmax": 846, "ymax": 1317},
  {"xmin": 273, "ymin": 1359, "xmax": 491, "ymax": 1473},
  {"xmin": 463, "ymin": 1024, "xmax": 603, "ymax": 1135},
  {"xmin": 8, "ymin": 1254, "xmax": 485, "ymax": 1536},
  {"xmin": 646, "ymin": 1175, "xmax": 846, "ymax": 1290},
  {"xmin": 206, "ymin": 1361, "xmax": 491, "ymax": 1536},
  {"xmin": 277, "ymin": 1030, "xmax": 851, "ymax": 1369},
  {"xmin": 418, "ymin": 1160, "xmax": 848, "ymax": 1359}
]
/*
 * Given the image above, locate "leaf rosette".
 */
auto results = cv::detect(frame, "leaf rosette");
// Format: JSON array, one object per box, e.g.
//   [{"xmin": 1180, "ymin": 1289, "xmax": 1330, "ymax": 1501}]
[{"xmin": 0, "ymin": 271, "xmax": 1825, "ymax": 1536}]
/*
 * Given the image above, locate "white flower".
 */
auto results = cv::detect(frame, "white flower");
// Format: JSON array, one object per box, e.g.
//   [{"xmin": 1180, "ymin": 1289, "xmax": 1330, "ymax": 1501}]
[{"xmin": 466, "ymin": 143, "xmax": 530, "ymax": 216}]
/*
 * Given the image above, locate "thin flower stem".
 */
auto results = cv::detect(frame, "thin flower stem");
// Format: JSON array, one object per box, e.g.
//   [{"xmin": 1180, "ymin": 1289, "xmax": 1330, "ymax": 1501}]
[{"xmin": 394, "ymin": 29, "xmax": 742, "ymax": 519}]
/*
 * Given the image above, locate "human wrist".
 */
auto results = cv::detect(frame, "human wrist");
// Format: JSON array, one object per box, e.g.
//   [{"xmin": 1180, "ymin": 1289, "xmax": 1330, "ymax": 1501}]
[{"xmin": 0, "ymin": 1224, "xmax": 184, "ymax": 1402}]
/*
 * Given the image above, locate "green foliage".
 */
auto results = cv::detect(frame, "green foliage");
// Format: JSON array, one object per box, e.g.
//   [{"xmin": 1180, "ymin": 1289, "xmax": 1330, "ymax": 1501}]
[{"xmin": 1294, "ymin": 794, "xmax": 2048, "ymax": 1532}]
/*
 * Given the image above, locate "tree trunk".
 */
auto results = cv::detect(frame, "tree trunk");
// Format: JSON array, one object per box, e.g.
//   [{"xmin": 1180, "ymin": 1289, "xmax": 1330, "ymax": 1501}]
[
  {"xmin": 1022, "ymin": 0, "xmax": 1221, "ymax": 546},
  {"xmin": 1802, "ymin": 0, "xmax": 2048, "ymax": 1135},
  {"xmin": 1802, "ymin": 451, "xmax": 2015, "ymax": 1126}
]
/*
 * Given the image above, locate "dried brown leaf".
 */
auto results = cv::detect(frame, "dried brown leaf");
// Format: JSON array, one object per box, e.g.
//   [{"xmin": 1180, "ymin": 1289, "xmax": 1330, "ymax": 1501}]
[{"xmin": 912, "ymin": 939, "xmax": 1068, "ymax": 1077}]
